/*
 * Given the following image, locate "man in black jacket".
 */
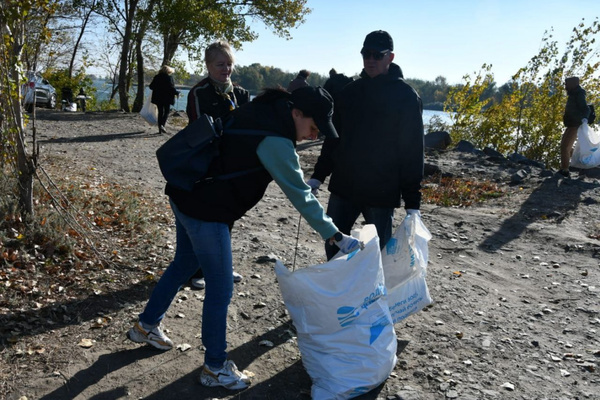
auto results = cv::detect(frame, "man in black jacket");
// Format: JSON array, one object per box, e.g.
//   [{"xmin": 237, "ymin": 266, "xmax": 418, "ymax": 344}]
[
  {"xmin": 308, "ymin": 30, "xmax": 424, "ymax": 259},
  {"xmin": 560, "ymin": 76, "xmax": 590, "ymax": 178}
]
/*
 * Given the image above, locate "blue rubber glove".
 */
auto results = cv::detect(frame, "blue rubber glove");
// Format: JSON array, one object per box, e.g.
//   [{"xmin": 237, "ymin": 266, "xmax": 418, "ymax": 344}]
[
  {"xmin": 331, "ymin": 233, "xmax": 362, "ymax": 254},
  {"xmin": 306, "ymin": 178, "xmax": 322, "ymax": 196}
]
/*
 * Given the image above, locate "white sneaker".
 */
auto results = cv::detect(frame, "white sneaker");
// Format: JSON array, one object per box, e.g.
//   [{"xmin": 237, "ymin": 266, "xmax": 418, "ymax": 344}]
[
  {"xmin": 233, "ymin": 271, "xmax": 243, "ymax": 283},
  {"xmin": 199, "ymin": 360, "xmax": 250, "ymax": 390},
  {"xmin": 126, "ymin": 322, "xmax": 173, "ymax": 350},
  {"xmin": 191, "ymin": 277, "xmax": 205, "ymax": 289}
]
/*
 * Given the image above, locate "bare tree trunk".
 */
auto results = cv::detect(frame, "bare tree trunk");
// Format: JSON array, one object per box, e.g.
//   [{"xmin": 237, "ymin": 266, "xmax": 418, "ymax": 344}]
[
  {"xmin": 163, "ymin": 31, "xmax": 182, "ymax": 66},
  {"xmin": 132, "ymin": 37, "xmax": 145, "ymax": 112},
  {"xmin": 68, "ymin": 0, "xmax": 97, "ymax": 79},
  {"xmin": 118, "ymin": 0, "xmax": 139, "ymax": 112},
  {"xmin": 5, "ymin": 15, "xmax": 35, "ymax": 215},
  {"xmin": 132, "ymin": 0, "xmax": 156, "ymax": 112}
]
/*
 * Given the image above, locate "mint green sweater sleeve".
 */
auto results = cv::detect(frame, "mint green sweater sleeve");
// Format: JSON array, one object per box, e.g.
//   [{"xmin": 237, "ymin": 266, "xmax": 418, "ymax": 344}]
[{"xmin": 257, "ymin": 136, "xmax": 338, "ymax": 240}]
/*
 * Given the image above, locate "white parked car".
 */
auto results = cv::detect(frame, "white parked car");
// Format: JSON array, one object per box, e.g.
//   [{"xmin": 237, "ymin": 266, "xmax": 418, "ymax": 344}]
[{"xmin": 22, "ymin": 71, "xmax": 57, "ymax": 112}]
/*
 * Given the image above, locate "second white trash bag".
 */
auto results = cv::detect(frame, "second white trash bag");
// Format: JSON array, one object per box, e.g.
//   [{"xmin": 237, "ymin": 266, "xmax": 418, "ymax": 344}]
[
  {"xmin": 571, "ymin": 122, "xmax": 600, "ymax": 169},
  {"xmin": 382, "ymin": 213, "xmax": 433, "ymax": 324},
  {"xmin": 275, "ymin": 225, "xmax": 397, "ymax": 400},
  {"xmin": 140, "ymin": 91, "xmax": 158, "ymax": 125}
]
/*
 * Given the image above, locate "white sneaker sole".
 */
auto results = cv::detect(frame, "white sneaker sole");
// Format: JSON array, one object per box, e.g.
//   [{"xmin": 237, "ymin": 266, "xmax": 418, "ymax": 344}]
[{"xmin": 126, "ymin": 326, "xmax": 172, "ymax": 351}]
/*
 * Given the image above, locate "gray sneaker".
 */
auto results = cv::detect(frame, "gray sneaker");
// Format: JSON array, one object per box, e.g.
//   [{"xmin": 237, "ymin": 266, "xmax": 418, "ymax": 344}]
[
  {"xmin": 199, "ymin": 360, "xmax": 250, "ymax": 390},
  {"xmin": 126, "ymin": 322, "xmax": 173, "ymax": 350},
  {"xmin": 193, "ymin": 272, "xmax": 242, "ymax": 289},
  {"xmin": 191, "ymin": 277, "xmax": 206, "ymax": 289}
]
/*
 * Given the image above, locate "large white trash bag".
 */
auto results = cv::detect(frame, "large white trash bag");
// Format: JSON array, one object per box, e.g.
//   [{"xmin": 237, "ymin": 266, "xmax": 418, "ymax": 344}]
[
  {"xmin": 275, "ymin": 225, "xmax": 397, "ymax": 400},
  {"xmin": 571, "ymin": 122, "xmax": 600, "ymax": 169},
  {"xmin": 140, "ymin": 90, "xmax": 158, "ymax": 125},
  {"xmin": 382, "ymin": 213, "xmax": 433, "ymax": 324}
]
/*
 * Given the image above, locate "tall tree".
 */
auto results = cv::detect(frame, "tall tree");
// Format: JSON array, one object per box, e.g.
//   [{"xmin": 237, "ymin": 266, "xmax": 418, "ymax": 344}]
[
  {"xmin": 154, "ymin": 0, "xmax": 310, "ymax": 69},
  {"xmin": 132, "ymin": 0, "xmax": 157, "ymax": 112},
  {"xmin": 1, "ymin": 0, "xmax": 57, "ymax": 216},
  {"xmin": 66, "ymin": 0, "xmax": 100, "ymax": 78}
]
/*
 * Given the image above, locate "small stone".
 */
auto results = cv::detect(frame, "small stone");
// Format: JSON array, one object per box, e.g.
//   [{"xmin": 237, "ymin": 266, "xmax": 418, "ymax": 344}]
[
  {"xmin": 259, "ymin": 340, "xmax": 274, "ymax": 347},
  {"xmin": 240, "ymin": 311, "xmax": 251, "ymax": 320},
  {"xmin": 177, "ymin": 343, "xmax": 191, "ymax": 352},
  {"xmin": 435, "ymin": 320, "xmax": 445, "ymax": 326},
  {"xmin": 501, "ymin": 382, "xmax": 515, "ymax": 391},
  {"xmin": 560, "ymin": 369, "xmax": 570, "ymax": 377}
]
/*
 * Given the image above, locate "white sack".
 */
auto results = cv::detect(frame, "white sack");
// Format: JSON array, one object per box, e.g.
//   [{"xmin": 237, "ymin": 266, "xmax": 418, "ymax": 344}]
[
  {"xmin": 382, "ymin": 213, "xmax": 433, "ymax": 323},
  {"xmin": 140, "ymin": 91, "xmax": 158, "ymax": 125},
  {"xmin": 571, "ymin": 122, "xmax": 600, "ymax": 169},
  {"xmin": 275, "ymin": 225, "xmax": 397, "ymax": 400}
]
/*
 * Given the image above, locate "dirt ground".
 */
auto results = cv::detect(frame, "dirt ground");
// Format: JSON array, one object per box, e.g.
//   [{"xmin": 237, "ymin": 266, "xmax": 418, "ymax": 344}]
[{"xmin": 3, "ymin": 108, "xmax": 600, "ymax": 400}]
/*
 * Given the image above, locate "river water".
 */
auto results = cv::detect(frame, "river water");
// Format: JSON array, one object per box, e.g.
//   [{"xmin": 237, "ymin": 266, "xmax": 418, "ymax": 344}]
[{"xmin": 93, "ymin": 80, "xmax": 451, "ymax": 126}]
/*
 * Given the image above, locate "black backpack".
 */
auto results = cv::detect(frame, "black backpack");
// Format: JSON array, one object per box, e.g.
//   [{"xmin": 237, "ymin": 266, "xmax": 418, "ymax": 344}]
[
  {"xmin": 156, "ymin": 114, "xmax": 279, "ymax": 191},
  {"xmin": 588, "ymin": 104, "xmax": 596, "ymax": 125}
]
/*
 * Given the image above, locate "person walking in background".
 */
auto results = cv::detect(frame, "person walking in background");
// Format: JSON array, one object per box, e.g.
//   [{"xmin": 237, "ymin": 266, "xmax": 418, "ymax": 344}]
[
  {"xmin": 76, "ymin": 87, "xmax": 88, "ymax": 112},
  {"xmin": 323, "ymin": 68, "xmax": 354, "ymax": 129},
  {"xmin": 307, "ymin": 30, "xmax": 424, "ymax": 260},
  {"xmin": 149, "ymin": 65, "xmax": 179, "ymax": 134},
  {"xmin": 560, "ymin": 76, "xmax": 590, "ymax": 178},
  {"xmin": 185, "ymin": 40, "xmax": 251, "ymax": 289},
  {"xmin": 127, "ymin": 86, "xmax": 361, "ymax": 391},
  {"xmin": 287, "ymin": 69, "xmax": 310, "ymax": 92}
]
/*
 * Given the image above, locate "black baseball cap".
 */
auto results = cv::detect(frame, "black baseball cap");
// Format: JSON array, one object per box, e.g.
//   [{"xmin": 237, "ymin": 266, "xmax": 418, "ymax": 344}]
[
  {"xmin": 361, "ymin": 30, "xmax": 394, "ymax": 53},
  {"xmin": 290, "ymin": 86, "xmax": 338, "ymax": 139}
]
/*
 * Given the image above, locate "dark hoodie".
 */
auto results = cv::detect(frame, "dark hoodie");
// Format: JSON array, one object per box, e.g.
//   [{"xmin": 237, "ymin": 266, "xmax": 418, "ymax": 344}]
[
  {"xmin": 563, "ymin": 85, "xmax": 590, "ymax": 128},
  {"xmin": 311, "ymin": 63, "xmax": 424, "ymax": 209}
]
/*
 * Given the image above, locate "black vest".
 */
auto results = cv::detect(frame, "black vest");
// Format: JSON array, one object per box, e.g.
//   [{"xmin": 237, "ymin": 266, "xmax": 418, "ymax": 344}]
[{"xmin": 166, "ymin": 99, "xmax": 296, "ymax": 223}]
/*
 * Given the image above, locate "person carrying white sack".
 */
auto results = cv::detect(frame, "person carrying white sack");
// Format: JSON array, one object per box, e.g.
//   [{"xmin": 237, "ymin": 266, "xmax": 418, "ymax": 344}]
[
  {"xmin": 560, "ymin": 76, "xmax": 590, "ymax": 178},
  {"xmin": 307, "ymin": 30, "xmax": 425, "ymax": 259}
]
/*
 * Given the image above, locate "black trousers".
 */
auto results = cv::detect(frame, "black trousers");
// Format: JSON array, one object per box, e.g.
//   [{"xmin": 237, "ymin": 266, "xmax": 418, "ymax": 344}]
[{"xmin": 157, "ymin": 103, "xmax": 171, "ymax": 127}]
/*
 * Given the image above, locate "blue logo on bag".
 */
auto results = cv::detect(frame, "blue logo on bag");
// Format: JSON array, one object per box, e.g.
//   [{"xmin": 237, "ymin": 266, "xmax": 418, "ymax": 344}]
[
  {"xmin": 361, "ymin": 284, "xmax": 385, "ymax": 310},
  {"xmin": 385, "ymin": 237, "xmax": 398, "ymax": 255},
  {"xmin": 369, "ymin": 315, "xmax": 391, "ymax": 344},
  {"xmin": 337, "ymin": 284, "xmax": 386, "ymax": 328},
  {"xmin": 337, "ymin": 306, "xmax": 360, "ymax": 327}
]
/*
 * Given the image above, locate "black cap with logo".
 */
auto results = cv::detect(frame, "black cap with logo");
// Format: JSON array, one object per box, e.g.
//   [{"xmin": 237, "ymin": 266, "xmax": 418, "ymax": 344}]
[
  {"xmin": 361, "ymin": 30, "xmax": 394, "ymax": 53},
  {"xmin": 289, "ymin": 86, "xmax": 338, "ymax": 139}
]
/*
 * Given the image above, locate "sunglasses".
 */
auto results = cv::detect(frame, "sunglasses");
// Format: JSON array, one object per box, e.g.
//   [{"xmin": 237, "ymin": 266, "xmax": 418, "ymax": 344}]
[{"xmin": 361, "ymin": 50, "xmax": 387, "ymax": 61}]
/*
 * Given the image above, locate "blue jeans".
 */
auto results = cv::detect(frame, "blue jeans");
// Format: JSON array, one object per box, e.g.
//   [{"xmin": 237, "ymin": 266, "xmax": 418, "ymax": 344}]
[
  {"xmin": 325, "ymin": 193, "xmax": 395, "ymax": 259},
  {"xmin": 139, "ymin": 200, "xmax": 233, "ymax": 368}
]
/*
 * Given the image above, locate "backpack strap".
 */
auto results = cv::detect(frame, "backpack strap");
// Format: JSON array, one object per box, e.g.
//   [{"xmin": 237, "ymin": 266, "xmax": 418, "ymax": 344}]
[{"xmin": 202, "ymin": 126, "xmax": 282, "ymax": 183}]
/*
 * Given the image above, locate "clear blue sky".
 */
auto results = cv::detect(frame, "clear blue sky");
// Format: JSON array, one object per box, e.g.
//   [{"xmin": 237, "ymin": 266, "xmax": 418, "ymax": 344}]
[{"xmin": 234, "ymin": 0, "xmax": 598, "ymax": 85}]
